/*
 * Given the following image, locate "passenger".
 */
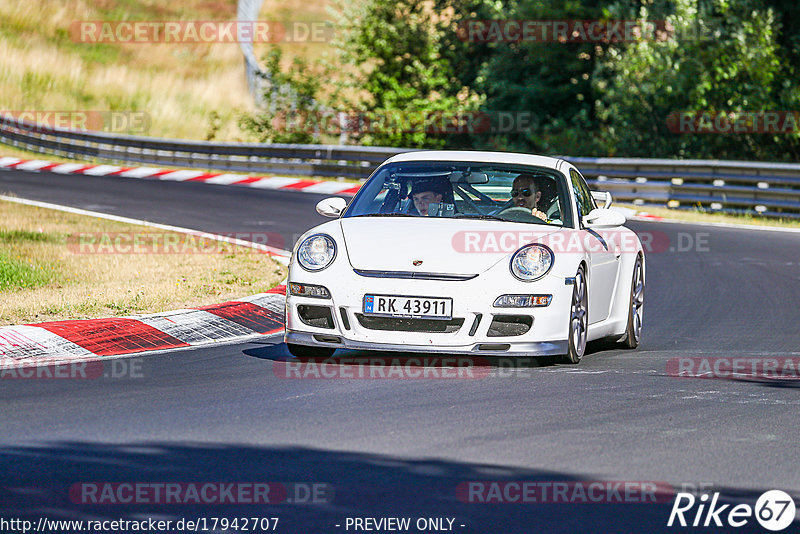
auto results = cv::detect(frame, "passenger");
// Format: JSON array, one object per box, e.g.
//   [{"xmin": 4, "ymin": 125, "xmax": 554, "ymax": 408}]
[{"xmin": 410, "ymin": 177, "xmax": 451, "ymax": 216}]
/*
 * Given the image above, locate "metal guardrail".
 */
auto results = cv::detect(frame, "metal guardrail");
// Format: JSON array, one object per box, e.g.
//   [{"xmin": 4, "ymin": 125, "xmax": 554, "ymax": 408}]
[
  {"xmin": 2, "ymin": 116, "xmax": 800, "ymax": 218},
  {"xmin": 0, "ymin": 116, "xmax": 405, "ymax": 179},
  {"xmin": 573, "ymin": 157, "xmax": 800, "ymax": 219}
]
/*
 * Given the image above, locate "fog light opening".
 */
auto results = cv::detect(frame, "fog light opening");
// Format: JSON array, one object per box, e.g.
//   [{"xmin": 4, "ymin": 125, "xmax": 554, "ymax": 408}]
[
  {"xmin": 312, "ymin": 334, "xmax": 342, "ymax": 344},
  {"xmin": 477, "ymin": 343, "xmax": 511, "ymax": 351}
]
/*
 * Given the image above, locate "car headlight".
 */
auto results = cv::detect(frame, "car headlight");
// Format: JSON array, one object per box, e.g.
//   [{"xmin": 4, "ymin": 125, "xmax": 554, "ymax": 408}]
[
  {"xmin": 509, "ymin": 244, "xmax": 554, "ymax": 281},
  {"xmin": 297, "ymin": 234, "xmax": 337, "ymax": 271}
]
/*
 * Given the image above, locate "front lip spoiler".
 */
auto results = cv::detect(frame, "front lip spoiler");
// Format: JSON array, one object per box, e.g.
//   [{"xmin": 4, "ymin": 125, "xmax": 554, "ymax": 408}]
[{"xmin": 285, "ymin": 331, "xmax": 568, "ymax": 357}]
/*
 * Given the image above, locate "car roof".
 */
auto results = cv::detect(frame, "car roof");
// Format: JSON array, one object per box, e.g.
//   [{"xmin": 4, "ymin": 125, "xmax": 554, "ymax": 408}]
[{"xmin": 383, "ymin": 150, "xmax": 566, "ymax": 170}]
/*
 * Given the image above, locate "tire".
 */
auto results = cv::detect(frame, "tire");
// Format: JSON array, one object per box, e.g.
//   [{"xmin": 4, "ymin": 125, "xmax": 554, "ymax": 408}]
[
  {"xmin": 620, "ymin": 255, "xmax": 644, "ymax": 349},
  {"xmin": 561, "ymin": 265, "xmax": 588, "ymax": 364},
  {"xmin": 287, "ymin": 343, "xmax": 336, "ymax": 359}
]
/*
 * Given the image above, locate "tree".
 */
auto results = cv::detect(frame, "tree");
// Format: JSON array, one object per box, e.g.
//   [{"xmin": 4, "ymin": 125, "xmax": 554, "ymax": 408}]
[
  {"xmin": 239, "ymin": 47, "xmax": 326, "ymax": 144},
  {"xmin": 595, "ymin": 0, "xmax": 800, "ymax": 160},
  {"xmin": 330, "ymin": 0, "xmax": 478, "ymax": 147}
]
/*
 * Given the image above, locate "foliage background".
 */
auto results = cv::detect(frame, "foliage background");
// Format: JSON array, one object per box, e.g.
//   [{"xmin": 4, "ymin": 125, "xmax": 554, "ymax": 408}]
[{"xmin": 243, "ymin": 0, "xmax": 800, "ymax": 160}]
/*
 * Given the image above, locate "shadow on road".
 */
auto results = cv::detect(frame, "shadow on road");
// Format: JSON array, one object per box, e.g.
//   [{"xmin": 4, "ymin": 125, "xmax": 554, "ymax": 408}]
[
  {"xmin": 243, "ymin": 341, "xmax": 625, "ymax": 370},
  {"xmin": 0, "ymin": 442, "xmax": 781, "ymax": 534}
]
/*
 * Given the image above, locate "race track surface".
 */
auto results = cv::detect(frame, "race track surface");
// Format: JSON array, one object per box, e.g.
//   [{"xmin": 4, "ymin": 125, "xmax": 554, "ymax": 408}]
[{"xmin": 1, "ymin": 169, "xmax": 799, "ymax": 533}]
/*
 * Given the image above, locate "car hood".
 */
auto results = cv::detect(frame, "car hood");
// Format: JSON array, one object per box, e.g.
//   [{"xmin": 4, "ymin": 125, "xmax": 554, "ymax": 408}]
[{"xmin": 339, "ymin": 217, "xmax": 563, "ymax": 275}]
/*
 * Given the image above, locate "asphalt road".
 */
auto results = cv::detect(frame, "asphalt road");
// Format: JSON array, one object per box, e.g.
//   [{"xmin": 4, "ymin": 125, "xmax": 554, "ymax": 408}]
[{"xmin": 1, "ymin": 168, "xmax": 799, "ymax": 533}]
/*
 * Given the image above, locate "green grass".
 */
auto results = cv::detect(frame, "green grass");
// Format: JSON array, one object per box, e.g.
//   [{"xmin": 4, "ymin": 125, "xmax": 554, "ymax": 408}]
[
  {"xmin": 0, "ymin": 229, "xmax": 62, "ymax": 243},
  {"xmin": 0, "ymin": 252, "xmax": 53, "ymax": 290}
]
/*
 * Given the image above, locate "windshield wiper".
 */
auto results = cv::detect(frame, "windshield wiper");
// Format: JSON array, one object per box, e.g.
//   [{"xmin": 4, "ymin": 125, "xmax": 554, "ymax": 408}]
[{"xmin": 454, "ymin": 214, "xmax": 507, "ymax": 221}]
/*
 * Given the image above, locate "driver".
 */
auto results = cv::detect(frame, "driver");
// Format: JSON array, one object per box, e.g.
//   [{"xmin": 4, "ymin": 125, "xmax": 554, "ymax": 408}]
[
  {"xmin": 511, "ymin": 173, "xmax": 548, "ymax": 221},
  {"xmin": 410, "ymin": 177, "xmax": 450, "ymax": 216}
]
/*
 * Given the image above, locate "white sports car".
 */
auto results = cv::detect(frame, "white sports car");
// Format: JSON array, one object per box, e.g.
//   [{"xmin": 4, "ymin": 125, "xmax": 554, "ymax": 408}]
[{"xmin": 284, "ymin": 151, "xmax": 644, "ymax": 364}]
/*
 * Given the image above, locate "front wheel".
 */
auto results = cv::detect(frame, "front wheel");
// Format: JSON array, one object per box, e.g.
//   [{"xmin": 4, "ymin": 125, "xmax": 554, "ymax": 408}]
[
  {"xmin": 620, "ymin": 255, "xmax": 644, "ymax": 349},
  {"xmin": 287, "ymin": 343, "xmax": 336, "ymax": 359},
  {"xmin": 561, "ymin": 265, "xmax": 588, "ymax": 364}
]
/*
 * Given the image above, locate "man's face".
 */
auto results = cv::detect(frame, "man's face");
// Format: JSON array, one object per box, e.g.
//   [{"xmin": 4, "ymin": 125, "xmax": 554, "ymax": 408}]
[
  {"xmin": 412, "ymin": 191, "xmax": 443, "ymax": 216},
  {"xmin": 511, "ymin": 178, "xmax": 541, "ymax": 209}
]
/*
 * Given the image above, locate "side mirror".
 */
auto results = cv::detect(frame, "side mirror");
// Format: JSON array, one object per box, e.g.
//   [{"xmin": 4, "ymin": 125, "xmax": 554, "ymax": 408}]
[
  {"xmin": 316, "ymin": 197, "xmax": 347, "ymax": 217},
  {"xmin": 591, "ymin": 191, "xmax": 612, "ymax": 209},
  {"xmin": 584, "ymin": 208, "xmax": 626, "ymax": 229}
]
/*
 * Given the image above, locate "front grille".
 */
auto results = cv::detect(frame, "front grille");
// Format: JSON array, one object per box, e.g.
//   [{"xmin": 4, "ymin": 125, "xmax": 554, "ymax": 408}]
[{"xmin": 355, "ymin": 314, "xmax": 464, "ymax": 333}]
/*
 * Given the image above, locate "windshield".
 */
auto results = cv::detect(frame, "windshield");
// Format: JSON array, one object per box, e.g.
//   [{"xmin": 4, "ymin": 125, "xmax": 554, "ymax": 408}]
[{"xmin": 343, "ymin": 161, "xmax": 573, "ymax": 227}]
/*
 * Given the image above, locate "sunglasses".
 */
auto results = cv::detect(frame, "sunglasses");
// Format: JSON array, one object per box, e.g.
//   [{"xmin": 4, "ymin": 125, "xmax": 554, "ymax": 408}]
[{"xmin": 511, "ymin": 188, "xmax": 535, "ymax": 197}]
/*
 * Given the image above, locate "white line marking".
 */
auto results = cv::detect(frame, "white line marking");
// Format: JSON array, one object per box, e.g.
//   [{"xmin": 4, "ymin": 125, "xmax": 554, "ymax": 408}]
[
  {"xmin": 81, "ymin": 164, "xmax": 122, "ymax": 176},
  {"xmin": 204, "ymin": 173, "xmax": 249, "ymax": 185},
  {"xmin": 13, "ymin": 160, "xmax": 52, "ymax": 171},
  {"xmin": 156, "ymin": 170, "xmax": 204, "ymax": 181},
  {"xmin": 0, "ymin": 195, "xmax": 292, "ymax": 257},
  {"xmin": 0, "ymin": 325, "xmax": 93, "ymax": 361},
  {"xmin": 135, "ymin": 310, "xmax": 255, "ymax": 345},
  {"xmin": 119, "ymin": 167, "xmax": 163, "ymax": 178},
  {"xmin": 300, "ymin": 181, "xmax": 358, "ymax": 194},
  {"xmin": 50, "ymin": 163, "xmax": 87, "ymax": 174},
  {"xmin": 0, "ymin": 157, "xmax": 21, "ymax": 168},
  {"xmin": 249, "ymin": 177, "xmax": 301, "ymax": 189}
]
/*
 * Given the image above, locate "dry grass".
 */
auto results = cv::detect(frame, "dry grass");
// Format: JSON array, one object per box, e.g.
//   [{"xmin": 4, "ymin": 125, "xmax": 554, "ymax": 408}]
[
  {"xmin": 0, "ymin": 199, "xmax": 287, "ymax": 325},
  {"xmin": 257, "ymin": 0, "xmax": 335, "ymax": 65},
  {"xmin": 0, "ymin": 0, "xmax": 255, "ymax": 141},
  {"xmin": 0, "ymin": 0, "xmax": 344, "ymax": 145},
  {"xmin": 256, "ymin": 0, "xmax": 367, "ymax": 109}
]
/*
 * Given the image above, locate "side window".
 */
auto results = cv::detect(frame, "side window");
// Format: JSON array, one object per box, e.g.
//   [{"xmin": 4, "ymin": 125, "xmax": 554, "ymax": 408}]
[{"xmin": 570, "ymin": 168, "xmax": 596, "ymax": 220}]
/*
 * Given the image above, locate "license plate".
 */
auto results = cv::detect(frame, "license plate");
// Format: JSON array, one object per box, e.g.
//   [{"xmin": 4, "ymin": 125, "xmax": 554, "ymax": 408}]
[{"xmin": 363, "ymin": 294, "xmax": 453, "ymax": 319}]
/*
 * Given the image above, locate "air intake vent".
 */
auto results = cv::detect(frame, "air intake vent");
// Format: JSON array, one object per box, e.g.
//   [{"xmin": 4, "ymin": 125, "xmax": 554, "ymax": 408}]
[
  {"xmin": 355, "ymin": 314, "xmax": 464, "ymax": 333},
  {"xmin": 468, "ymin": 314, "xmax": 483, "ymax": 336},
  {"xmin": 487, "ymin": 315, "xmax": 532, "ymax": 337},
  {"xmin": 339, "ymin": 307, "xmax": 351, "ymax": 330},
  {"xmin": 297, "ymin": 305, "xmax": 335, "ymax": 329}
]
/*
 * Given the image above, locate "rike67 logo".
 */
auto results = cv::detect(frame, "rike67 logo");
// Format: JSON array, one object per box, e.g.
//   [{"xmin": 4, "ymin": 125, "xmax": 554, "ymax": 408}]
[{"xmin": 668, "ymin": 490, "xmax": 796, "ymax": 531}]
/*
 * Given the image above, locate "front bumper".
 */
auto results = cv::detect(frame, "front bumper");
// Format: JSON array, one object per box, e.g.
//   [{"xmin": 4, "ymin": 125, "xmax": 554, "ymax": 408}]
[
  {"xmin": 285, "ymin": 331, "xmax": 568, "ymax": 357},
  {"xmin": 285, "ymin": 269, "xmax": 573, "ymax": 357}
]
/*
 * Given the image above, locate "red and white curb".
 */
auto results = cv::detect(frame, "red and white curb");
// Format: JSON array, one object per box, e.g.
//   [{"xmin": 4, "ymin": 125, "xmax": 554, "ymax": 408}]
[
  {"xmin": 611, "ymin": 205, "xmax": 663, "ymax": 222},
  {"xmin": 0, "ymin": 285, "xmax": 287, "ymax": 369},
  {"xmin": 0, "ymin": 156, "xmax": 362, "ymax": 196},
  {"xmin": 633, "ymin": 213, "xmax": 664, "ymax": 221}
]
